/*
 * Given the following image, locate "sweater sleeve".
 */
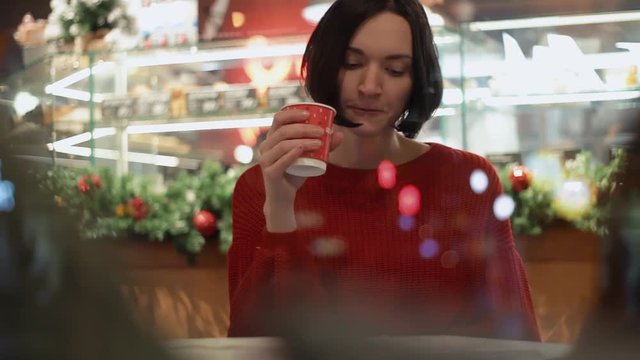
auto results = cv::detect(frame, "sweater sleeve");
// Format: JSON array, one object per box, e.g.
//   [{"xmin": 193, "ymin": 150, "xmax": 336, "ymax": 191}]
[
  {"xmin": 483, "ymin": 163, "xmax": 541, "ymax": 341},
  {"xmin": 226, "ymin": 167, "xmax": 319, "ymax": 336}
]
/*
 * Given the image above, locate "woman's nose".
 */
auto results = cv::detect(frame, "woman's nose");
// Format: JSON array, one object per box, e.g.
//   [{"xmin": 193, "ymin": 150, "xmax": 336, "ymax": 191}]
[{"xmin": 358, "ymin": 65, "xmax": 382, "ymax": 96}]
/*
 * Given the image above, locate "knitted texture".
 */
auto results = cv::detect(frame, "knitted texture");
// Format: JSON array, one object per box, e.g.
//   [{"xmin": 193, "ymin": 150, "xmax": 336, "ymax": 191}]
[{"xmin": 228, "ymin": 143, "xmax": 540, "ymax": 340}]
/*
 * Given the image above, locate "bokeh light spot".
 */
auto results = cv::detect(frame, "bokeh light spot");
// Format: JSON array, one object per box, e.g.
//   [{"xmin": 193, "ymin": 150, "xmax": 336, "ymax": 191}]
[
  {"xmin": 233, "ymin": 145, "xmax": 254, "ymax": 164},
  {"xmin": 398, "ymin": 184, "xmax": 421, "ymax": 216},
  {"xmin": 310, "ymin": 237, "xmax": 346, "ymax": 257},
  {"xmin": 441, "ymin": 250, "xmax": 460, "ymax": 269},
  {"xmin": 419, "ymin": 239, "xmax": 440, "ymax": 259},
  {"xmin": 0, "ymin": 180, "xmax": 15, "ymax": 212},
  {"xmin": 398, "ymin": 215, "xmax": 416, "ymax": 231},
  {"xmin": 553, "ymin": 180, "xmax": 593, "ymax": 220},
  {"xmin": 469, "ymin": 169, "xmax": 489, "ymax": 194},
  {"xmin": 493, "ymin": 194, "xmax": 515, "ymax": 221},
  {"xmin": 377, "ymin": 160, "xmax": 397, "ymax": 189},
  {"xmin": 295, "ymin": 210, "xmax": 325, "ymax": 229}
]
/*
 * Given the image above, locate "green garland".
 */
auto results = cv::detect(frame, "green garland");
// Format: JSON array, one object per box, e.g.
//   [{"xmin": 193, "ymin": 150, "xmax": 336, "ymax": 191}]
[
  {"xmin": 40, "ymin": 149, "xmax": 625, "ymax": 260},
  {"xmin": 498, "ymin": 149, "xmax": 626, "ymax": 237},
  {"xmin": 39, "ymin": 161, "xmax": 244, "ymax": 259}
]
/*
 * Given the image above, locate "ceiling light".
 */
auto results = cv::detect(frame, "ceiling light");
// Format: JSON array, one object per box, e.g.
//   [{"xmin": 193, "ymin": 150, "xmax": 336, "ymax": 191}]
[{"xmin": 302, "ymin": 0, "xmax": 332, "ymax": 23}]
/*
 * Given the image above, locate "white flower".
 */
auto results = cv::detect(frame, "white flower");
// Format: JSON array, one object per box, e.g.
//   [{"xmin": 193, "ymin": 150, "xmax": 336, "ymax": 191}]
[
  {"xmin": 185, "ymin": 190, "xmax": 196, "ymax": 203},
  {"xmin": 80, "ymin": 0, "xmax": 103, "ymax": 6},
  {"xmin": 49, "ymin": 0, "xmax": 68, "ymax": 11},
  {"xmin": 107, "ymin": 8, "xmax": 124, "ymax": 23},
  {"xmin": 44, "ymin": 21, "xmax": 62, "ymax": 41},
  {"xmin": 62, "ymin": 9, "xmax": 75, "ymax": 21},
  {"xmin": 69, "ymin": 24, "xmax": 79, "ymax": 36}
]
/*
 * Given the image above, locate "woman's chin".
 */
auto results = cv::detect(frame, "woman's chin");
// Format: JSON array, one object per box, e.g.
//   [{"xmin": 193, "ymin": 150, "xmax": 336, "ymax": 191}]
[{"xmin": 346, "ymin": 123, "xmax": 394, "ymax": 138}]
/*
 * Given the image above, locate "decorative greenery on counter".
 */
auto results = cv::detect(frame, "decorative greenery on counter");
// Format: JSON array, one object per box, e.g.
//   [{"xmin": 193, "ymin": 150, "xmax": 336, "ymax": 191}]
[
  {"xmin": 47, "ymin": 0, "xmax": 135, "ymax": 44},
  {"xmin": 40, "ymin": 161, "xmax": 243, "ymax": 261},
  {"xmin": 40, "ymin": 149, "xmax": 625, "ymax": 261},
  {"xmin": 499, "ymin": 149, "xmax": 626, "ymax": 237}
]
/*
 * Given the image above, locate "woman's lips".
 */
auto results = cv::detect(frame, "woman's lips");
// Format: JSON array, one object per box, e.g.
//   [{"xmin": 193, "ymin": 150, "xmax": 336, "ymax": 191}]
[{"xmin": 348, "ymin": 106, "xmax": 383, "ymax": 117}]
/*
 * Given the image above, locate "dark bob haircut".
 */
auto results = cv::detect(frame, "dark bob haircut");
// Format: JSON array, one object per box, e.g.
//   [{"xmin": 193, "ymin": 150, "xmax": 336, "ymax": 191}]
[{"xmin": 301, "ymin": 0, "xmax": 443, "ymax": 139}]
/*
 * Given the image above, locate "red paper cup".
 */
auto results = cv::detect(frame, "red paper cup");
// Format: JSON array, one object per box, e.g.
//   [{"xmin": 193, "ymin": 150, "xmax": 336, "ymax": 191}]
[{"xmin": 281, "ymin": 102, "xmax": 336, "ymax": 177}]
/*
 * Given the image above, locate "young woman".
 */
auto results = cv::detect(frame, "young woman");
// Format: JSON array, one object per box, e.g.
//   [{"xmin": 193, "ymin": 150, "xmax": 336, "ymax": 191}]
[{"xmin": 228, "ymin": 0, "xmax": 539, "ymax": 340}]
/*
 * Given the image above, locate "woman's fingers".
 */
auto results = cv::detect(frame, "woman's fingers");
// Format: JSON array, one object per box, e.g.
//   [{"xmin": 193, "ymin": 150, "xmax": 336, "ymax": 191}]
[
  {"xmin": 267, "ymin": 110, "xmax": 309, "ymax": 136},
  {"xmin": 260, "ymin": 123, "xmax": 324, "ymax": 155},
  {"xmin": 259, "ymin": 139, "xmax": 321, "ymax": 170},
  {"xmin": 266, "ymin": 145, "xmax": 305, "ymax": 178},
  {"xmin": 259, "ymin": 109, "xmax": 336, "ymax": 178}
]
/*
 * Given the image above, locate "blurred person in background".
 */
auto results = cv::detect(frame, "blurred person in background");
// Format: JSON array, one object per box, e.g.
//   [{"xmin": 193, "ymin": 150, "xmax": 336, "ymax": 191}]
[
  {"xmin": 0, "ymin": 95, "xmax": 17, "ymax": 137},
  {"xmin": 566, "ymin": 109, "xmax": 640, "ymax": 360},
  {"xmin": 1, "ymin": 16, "xmax": 23, "ymax": 137},
  {"xmin": 0, "ymin": 107, "xmax": 174, "ymax": 360},
  {"xmin": 228, "ymin": 0, "xmax": 539, "ymax": 340}
]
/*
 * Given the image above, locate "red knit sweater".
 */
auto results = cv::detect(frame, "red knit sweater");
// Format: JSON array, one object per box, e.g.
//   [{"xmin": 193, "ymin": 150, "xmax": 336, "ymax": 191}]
[{"xmin": 228, "ymin": 143, "xmax": 540, "ymax": 340}]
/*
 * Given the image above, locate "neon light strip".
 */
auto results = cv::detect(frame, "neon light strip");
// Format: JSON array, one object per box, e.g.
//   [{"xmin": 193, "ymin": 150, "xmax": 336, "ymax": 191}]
[
  {"xmin": 123, "ymin": 43, "xmax": 307, "ymax": 68},
  {"xmin": 469, "ymin": 11, "xmax": 640, "ymax": 32},
  {"xmin": 48, "ymin": 127, "xmax": 116, "ymax": 150},
  {"xmin": 53, "ymin": 145, "xmax": 181, "ymax": 167},
  {"xmin": 48, "ymin": 117, "xmax": 274, "ymax": 149},
  {"xmin": 483, "ymin": 91, "xmax": 640, "ymax": 106},
  {"xmin": 45, "ymin": 88, "xmax": 105, "ymax": 102},
  {"xmin": 49, "ymin": 106, "xmax": 457, "ymax": 150},
  {"xmin": 126, "ymin": 117, "xmax": 274, "ymax": 134},
  {"xmin": 44, "ymin": 62, "xmax": 113, "ymax": 100}
]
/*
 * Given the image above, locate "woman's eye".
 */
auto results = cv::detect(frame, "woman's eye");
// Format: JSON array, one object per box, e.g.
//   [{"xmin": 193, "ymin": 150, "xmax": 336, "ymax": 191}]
[
  {"xmin": 387, "ymin": 69, "xmax": 406, "ymax": 77},
  {"xmin": 344, "ymin": 63, "xmax": 361, "ymax": 70}
]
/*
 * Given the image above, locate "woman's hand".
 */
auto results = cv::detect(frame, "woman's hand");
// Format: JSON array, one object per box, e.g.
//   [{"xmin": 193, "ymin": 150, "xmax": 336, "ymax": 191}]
[{"xmin": 258, "ymin": 109, "xmax": 343, "ymax": 231}]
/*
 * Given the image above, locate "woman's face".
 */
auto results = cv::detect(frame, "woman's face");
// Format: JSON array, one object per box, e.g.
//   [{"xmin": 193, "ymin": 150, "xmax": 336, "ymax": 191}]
[{"xmin": 337, "ymin": 11, "xmax": 414, "ymax": 138}]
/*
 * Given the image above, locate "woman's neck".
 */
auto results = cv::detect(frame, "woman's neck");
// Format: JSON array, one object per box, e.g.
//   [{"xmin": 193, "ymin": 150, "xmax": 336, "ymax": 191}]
[{"xmin": 329, "ymin": 128, "xmax": 423, "ymax": 169}]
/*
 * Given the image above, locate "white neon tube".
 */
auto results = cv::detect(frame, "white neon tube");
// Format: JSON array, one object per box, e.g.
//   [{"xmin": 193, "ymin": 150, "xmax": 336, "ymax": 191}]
[
  {"xmin": 48, "ymin": 127, "xmax": 117, "ymax": 150},
  {"xmin": 123, "ymin": 43, "xmax": 308, "ymax": 68},
  {"xmin": 53, "ymin": 145, "xmax": 181, "ymax": 167},
  {"xmin": 127, "ymin": 117, "xmax": 274, "ymax": 134},
  {"xmin": 44, "ymin": 88, "xmax": 105, "ymax": 103},
  {"xmin": 44, "ymin": 62, "xmax": 114, "ymax": 97},
  {"xmin": 483, "ymin": 91, "xmax": 640, "ymax": 106},
  {"xmin": 468, "ymin": 11, "xmax": 640, "ymax": 32}
]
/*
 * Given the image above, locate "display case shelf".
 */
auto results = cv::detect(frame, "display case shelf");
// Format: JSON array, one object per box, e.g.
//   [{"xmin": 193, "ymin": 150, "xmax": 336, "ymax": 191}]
[{"xmin": 5, "ymin": 10, "xmax": 639, "ymax": 179}]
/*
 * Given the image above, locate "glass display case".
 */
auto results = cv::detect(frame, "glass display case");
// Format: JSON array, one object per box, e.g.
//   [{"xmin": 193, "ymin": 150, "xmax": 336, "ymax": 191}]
[
  {"xmin": 6, "ymin": 24, "xmax": 463, "ymax": 180},
  {"xmin": 5, "ymin": 10, "xmax": 639, "ymax": 180},
  {"xmin": 456, "ymin": 10, "xmax": 640, "ymax": 164}
]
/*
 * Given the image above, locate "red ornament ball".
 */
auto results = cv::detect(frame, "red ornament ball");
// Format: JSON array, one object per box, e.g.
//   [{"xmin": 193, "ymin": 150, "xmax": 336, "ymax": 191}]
[
  {"xmin": 90, "ymin": 173, "xmax": 102, "ymax": 189},
  {"xmin": 77, "ymin": 174, "xmax": 102, "ymax": 194},
  {"xmin": 509, "ymin": 165, "xmax": 532, "ymax": 192},
  {"xmin": 77, "ymin": 176, "xmax": 90, "ymax": 194},
  {"xmin": 128, "ymin": 197, "xmax": 148, "ymax": 220},
  {"xmin": 193, "ymin": 210, "xmax": 217, "ymax": 237}
]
